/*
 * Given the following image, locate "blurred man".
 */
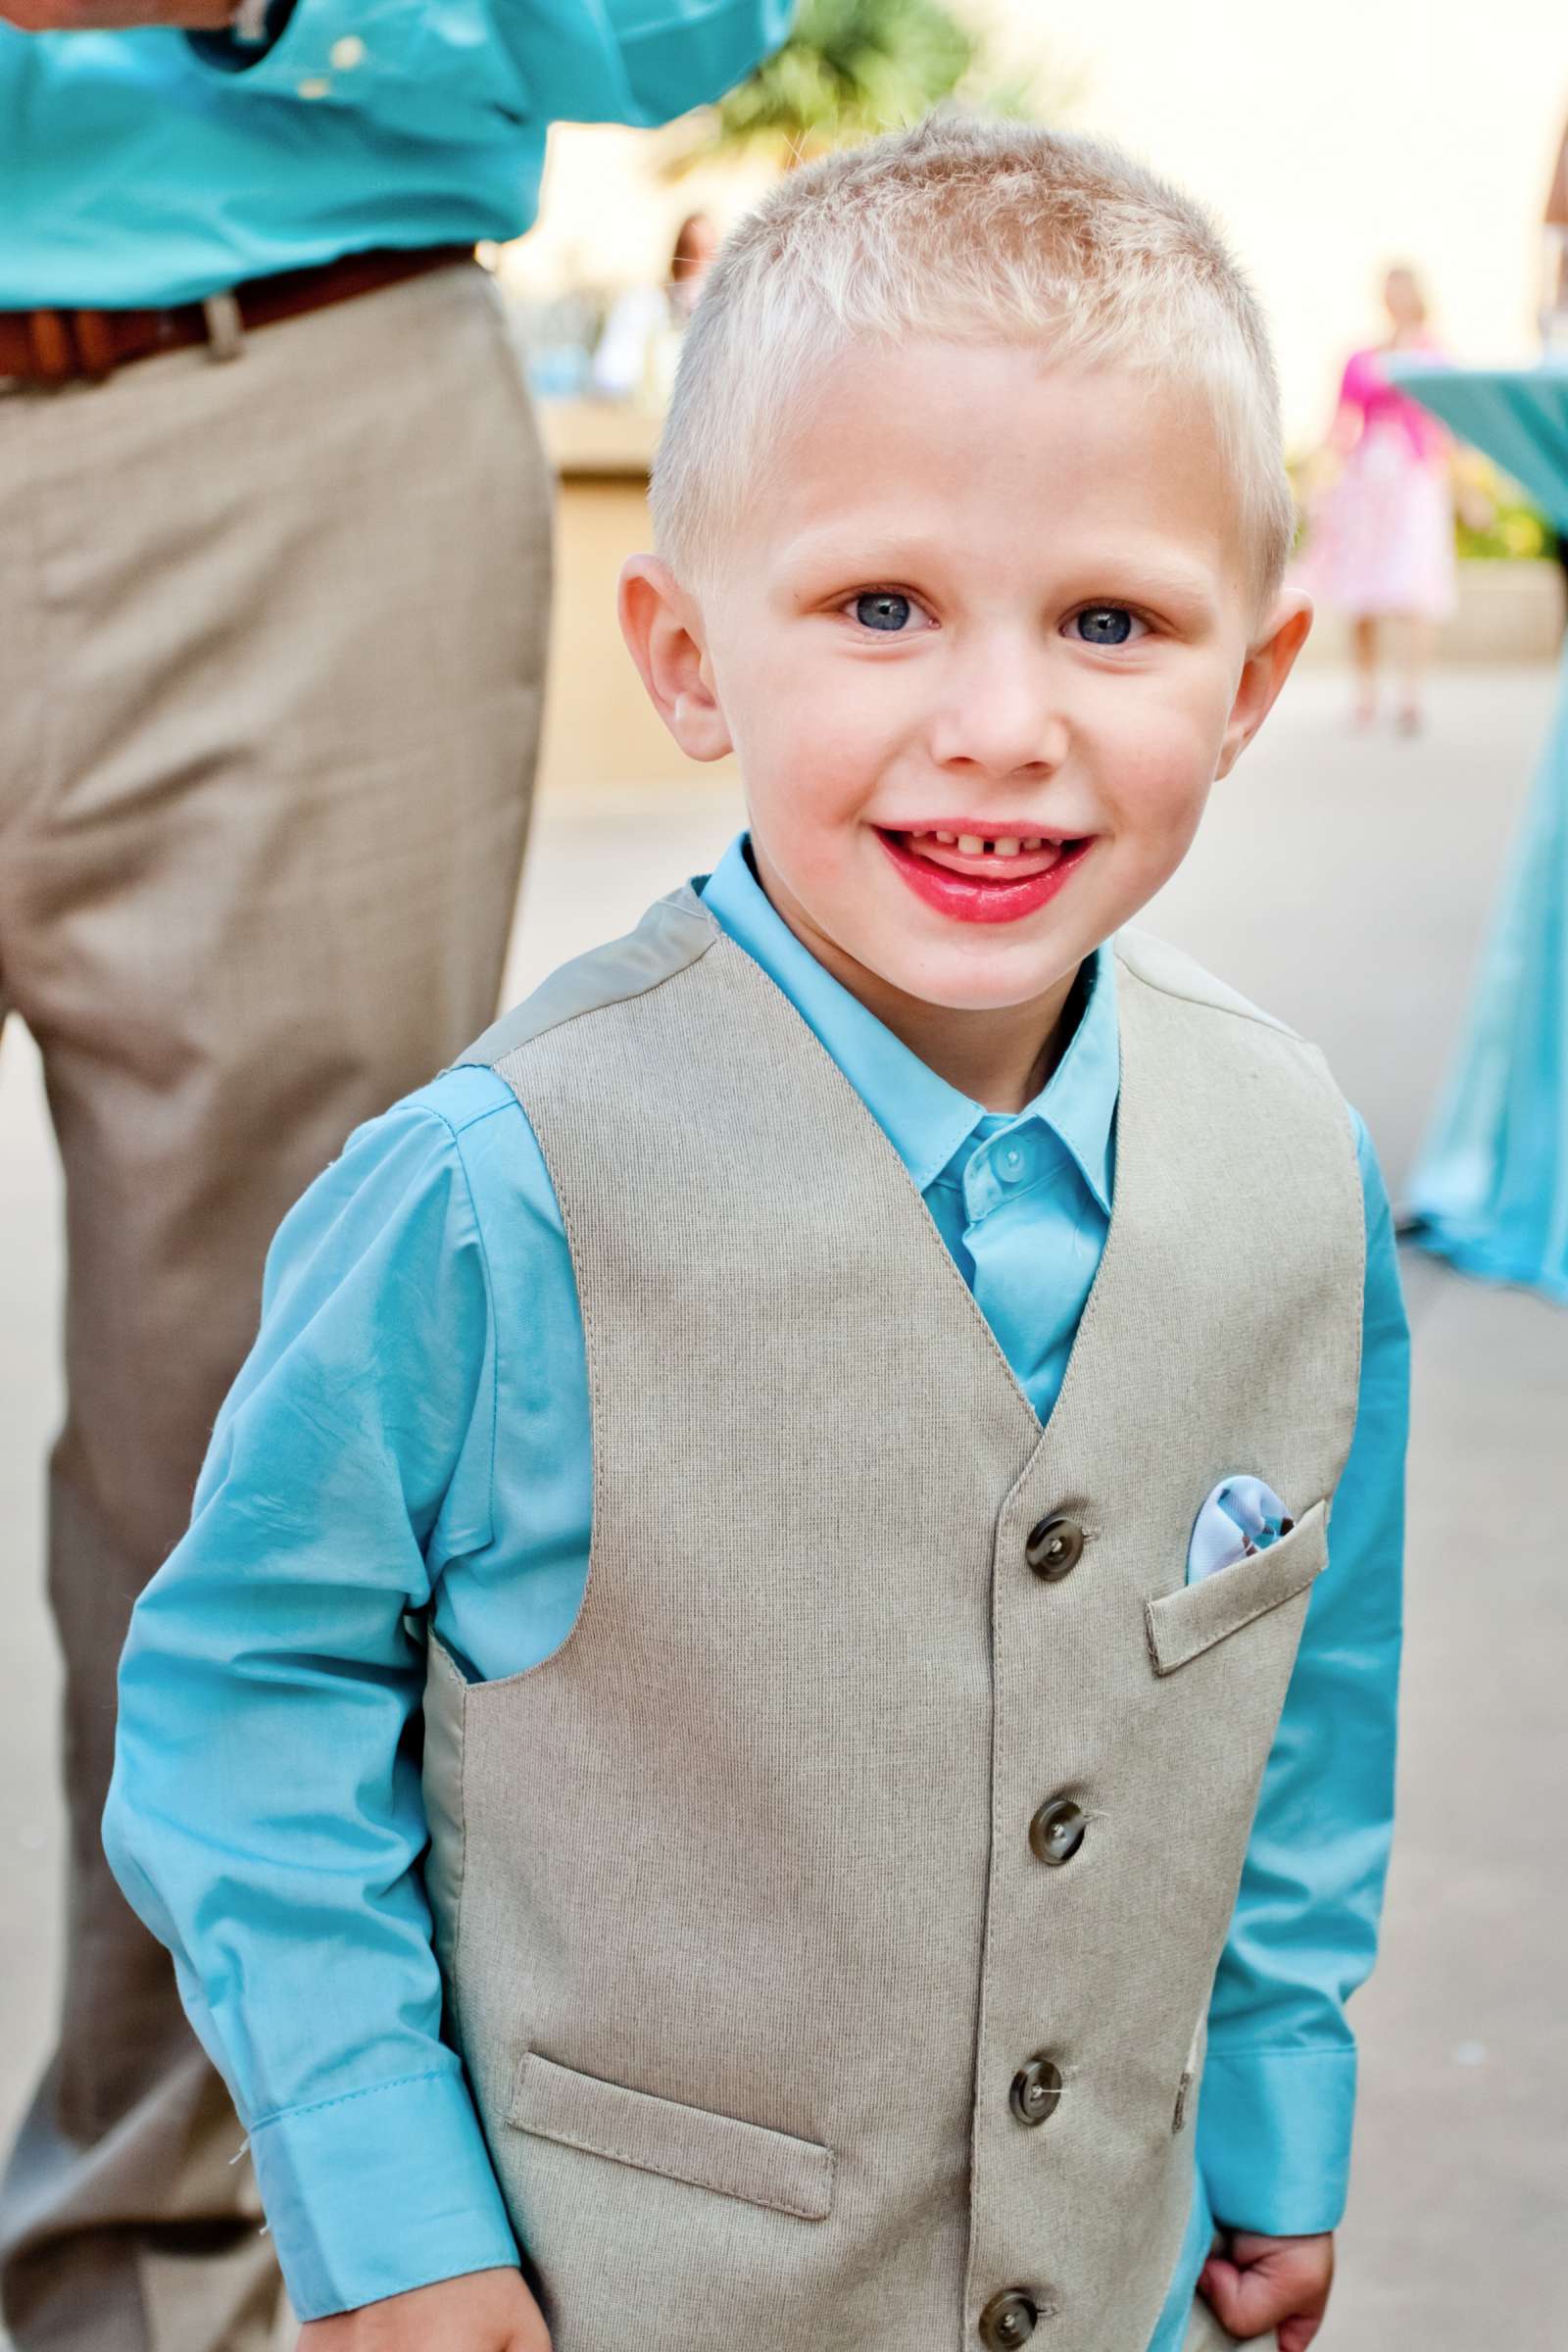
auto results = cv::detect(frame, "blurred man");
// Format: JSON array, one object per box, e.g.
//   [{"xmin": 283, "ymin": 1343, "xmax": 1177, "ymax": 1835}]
[{"xmin": 0, "ymin": 3, "xmax": 788, "ymax": 2345}]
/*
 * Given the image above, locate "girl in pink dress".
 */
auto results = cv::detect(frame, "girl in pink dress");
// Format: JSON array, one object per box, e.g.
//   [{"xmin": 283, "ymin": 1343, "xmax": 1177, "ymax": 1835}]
[{"xmin": 1298, "ymin": 266, "xmax": 1456, "ymax": 734}]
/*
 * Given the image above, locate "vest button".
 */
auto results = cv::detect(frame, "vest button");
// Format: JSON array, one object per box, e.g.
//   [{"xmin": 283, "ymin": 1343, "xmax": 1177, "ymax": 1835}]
[
  {"xmin": 979, "ymin": 2289, "xmax": 1039, "ymax": 2347},
  {"xmin": 1025, "ymin": 1514, "xmax": 1084, "ymax": 1580},
  {"xmin": 1008, "ymin": 2054, "xmax": 1063, "ymax": 2126},
  {"xmin": 1029, "ymin": 1797, "xmax": 1087, "ymax": 1866}
]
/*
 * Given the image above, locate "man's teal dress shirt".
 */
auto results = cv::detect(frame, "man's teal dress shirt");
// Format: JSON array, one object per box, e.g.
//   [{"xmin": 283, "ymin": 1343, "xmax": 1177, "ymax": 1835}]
[
  {"xmin": 0, "ymin": 0, "xmax": 791, "ymax": 308},
  {"xmin": 105, "ymin": 838, "xmax": 1407, "ymax": 2329}
]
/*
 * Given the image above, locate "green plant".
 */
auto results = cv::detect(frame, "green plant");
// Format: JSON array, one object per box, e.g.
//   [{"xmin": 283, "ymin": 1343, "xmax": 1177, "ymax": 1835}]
[
  {"xmin": 664, "ymin": 0, "xmax": 1047, "ymax": 173},
  {"xmin": 1453, "ymin": 491, "xmax": 1553, "ymax": 562}
]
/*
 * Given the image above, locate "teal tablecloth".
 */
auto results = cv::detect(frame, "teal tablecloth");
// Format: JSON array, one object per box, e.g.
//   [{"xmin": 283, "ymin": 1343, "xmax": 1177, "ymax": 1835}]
[{"xmin": 1390, "ymin": 364, "xmax": 1568, "ymax": 1299}]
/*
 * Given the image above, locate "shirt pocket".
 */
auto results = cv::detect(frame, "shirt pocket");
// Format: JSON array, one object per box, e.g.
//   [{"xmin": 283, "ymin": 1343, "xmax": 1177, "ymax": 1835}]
[
  {"xmin": 1144, "ymin": 1499, "xmax": 1329, "ymax": 1678},
  {"xmin": 509, "ymin": 2049, "xmax": 835, "ymax": 2223}
]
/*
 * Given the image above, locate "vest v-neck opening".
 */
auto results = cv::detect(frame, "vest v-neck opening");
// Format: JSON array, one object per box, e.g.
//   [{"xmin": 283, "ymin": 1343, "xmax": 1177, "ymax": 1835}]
[
  {"xmin": 694, "ymin": 901, "xmax": 1139, "ymax": 1464},
  {"xmin": 701, "ymin": 917, "xmax": 1048, "ymax": 1448}
]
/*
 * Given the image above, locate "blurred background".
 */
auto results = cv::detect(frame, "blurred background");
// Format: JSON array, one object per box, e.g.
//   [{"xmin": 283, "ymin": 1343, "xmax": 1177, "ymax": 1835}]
[{"xmin": 3, "ymin": 4, "xmax": 1567, "ymax": 2345}]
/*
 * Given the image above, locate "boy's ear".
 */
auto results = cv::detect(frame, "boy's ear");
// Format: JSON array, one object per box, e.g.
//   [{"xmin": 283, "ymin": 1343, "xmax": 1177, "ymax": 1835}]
[
  {"xmin": 617, "ymin": 555, "xmax": 734, "ymax": 763},
  {"xmin": 1214, "ymin": 588, "xmax": 1313, "ymax": 780}
]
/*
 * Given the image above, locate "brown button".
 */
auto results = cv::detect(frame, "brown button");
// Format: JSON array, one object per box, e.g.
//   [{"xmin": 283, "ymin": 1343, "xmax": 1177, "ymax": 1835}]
[
  {"xmin": 979, "ymin": 2288, "xmax": 1038, "ymax": 2347},
  {"xmin": 1009, "ymin": 2053, "xmax": 1063, "ymax": 2127},
  {"xmin": 1025, "ymin": 1514, "xmax": 1083, "ymax": 1580},
  {"xmin": 1029, "ymin": 1797, "xmax": 1087, "ymax": 1866}
]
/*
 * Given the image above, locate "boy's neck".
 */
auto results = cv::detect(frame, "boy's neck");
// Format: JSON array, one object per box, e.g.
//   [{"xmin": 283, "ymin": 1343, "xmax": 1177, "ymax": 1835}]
[{"xmin": 857, "ymin": 975, "xmax": 1081, "ymax": 1114}]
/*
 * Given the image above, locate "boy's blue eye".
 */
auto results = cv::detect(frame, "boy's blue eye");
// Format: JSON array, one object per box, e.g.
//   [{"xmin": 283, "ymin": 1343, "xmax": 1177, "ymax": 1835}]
[
  {"xmin": 854, "ymin": 591, "xmax": 913, "ymax": 632},
  {"xmin": 1074, "ymin": 606, "xmax": 1137, "ymax": 645}
]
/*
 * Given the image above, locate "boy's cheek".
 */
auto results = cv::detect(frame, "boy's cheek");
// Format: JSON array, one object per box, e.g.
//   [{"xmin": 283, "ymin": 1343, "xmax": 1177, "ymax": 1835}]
[
  {"xmin": 746, "ymin": 733, "xmax": 897, "ymax": 852},
  {"xmin": 745, "ymin": 768, "xmax": 850, "ymax": 869},
  {"xmin": 1103, "ymin": 741, "xmax": 1216, "ymax": 858}
]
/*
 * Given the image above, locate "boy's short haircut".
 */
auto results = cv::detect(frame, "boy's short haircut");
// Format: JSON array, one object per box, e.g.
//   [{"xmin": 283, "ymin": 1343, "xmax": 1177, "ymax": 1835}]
[{"xmin": 651, "ymin": 113, "xmax": 1296, "ymax": 617}]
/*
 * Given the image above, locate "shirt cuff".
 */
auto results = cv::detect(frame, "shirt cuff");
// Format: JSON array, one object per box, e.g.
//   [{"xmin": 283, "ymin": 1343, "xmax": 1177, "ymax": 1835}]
[
  {"xmin": 1197, "ymin": 2047, "xmax": 1358, "ymax": 2236},
  {"xmin": 248, "ymin": 2063, "xmax": 519, "ymax": 2321}
]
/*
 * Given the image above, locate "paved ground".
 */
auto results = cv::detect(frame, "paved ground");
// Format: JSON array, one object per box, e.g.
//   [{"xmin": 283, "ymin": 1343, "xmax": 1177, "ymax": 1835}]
[{"xmin": 2, "ymin": 663, "xmax": 1564, "ymax": 2347}]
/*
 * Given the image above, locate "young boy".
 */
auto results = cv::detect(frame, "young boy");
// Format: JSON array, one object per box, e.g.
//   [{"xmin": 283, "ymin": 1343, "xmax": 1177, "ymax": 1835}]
[{"xmin": 105, "ymin": 118, "xmax": 1406, "ymax": 2352}]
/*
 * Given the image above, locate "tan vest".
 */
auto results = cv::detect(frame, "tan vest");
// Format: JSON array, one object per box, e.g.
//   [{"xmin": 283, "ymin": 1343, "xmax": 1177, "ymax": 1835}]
[{"xmin": 422, "ymin": 887, "xmax": 1362, "ymax": 2352}]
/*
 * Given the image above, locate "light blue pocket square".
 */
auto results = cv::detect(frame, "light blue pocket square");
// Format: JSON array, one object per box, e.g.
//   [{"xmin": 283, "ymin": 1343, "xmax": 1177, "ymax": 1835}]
[{"xmin": 1187, "ymin": 1477, "xmax": 1295, "ymax": 1584}]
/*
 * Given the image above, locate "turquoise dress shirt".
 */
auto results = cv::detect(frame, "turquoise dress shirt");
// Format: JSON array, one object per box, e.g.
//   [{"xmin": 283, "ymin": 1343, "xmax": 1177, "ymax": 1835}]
[
  {"xmin": 0, "ymin": 0, "xmax": 792, "ymax": 308},
  {"xmin": 105, "ymin": 837, "xmax": 1407, "ymax": 2330}
]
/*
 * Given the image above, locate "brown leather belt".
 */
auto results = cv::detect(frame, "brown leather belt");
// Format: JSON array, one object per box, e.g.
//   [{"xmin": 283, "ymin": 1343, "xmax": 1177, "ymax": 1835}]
[{"xmin": 0, "ymin": 243, "xmax": 477, "ymax": 388}]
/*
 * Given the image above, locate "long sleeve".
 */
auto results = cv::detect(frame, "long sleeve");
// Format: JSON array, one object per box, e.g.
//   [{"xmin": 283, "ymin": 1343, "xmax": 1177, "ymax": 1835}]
[
  {"xmin": 192, "ymin": 0, "xmax": 794, "ymax": 134},
  {"xmin": 1197, "ymin": 1112, "xmax": 1408, "ymax": 2233},
  {"xmin": 103, "ymin": 1076, "xmax": 520, "ymax": 2321}
]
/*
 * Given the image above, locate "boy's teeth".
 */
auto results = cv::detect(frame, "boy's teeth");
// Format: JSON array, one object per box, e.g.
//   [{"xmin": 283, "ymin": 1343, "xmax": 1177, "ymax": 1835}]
[{"xmin": 902, "ymin": 828, "xmax": 1063, "ymax": 858}]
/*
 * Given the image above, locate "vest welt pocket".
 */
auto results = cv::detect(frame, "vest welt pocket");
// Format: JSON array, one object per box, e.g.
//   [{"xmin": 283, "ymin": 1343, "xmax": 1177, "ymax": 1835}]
[
  {"xmin": 1145, "ymin": 1499, "xmax": 1329, "ymax": 1678},
  {"xmin": 509, "ymin": 2049, "xmax": 834, "ymax": 2223}
]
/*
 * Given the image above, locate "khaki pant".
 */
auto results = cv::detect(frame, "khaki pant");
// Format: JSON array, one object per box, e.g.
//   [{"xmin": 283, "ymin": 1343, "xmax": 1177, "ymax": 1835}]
[{"xmin": 0, "ymin": 264, "xmax": 551, "ymax": 2350}]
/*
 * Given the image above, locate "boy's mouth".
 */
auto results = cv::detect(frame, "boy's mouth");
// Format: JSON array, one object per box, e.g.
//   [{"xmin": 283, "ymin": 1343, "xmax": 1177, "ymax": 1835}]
[{"xmin": 874, "ymin": 825, "xmax": 1093, "ymax": 925}]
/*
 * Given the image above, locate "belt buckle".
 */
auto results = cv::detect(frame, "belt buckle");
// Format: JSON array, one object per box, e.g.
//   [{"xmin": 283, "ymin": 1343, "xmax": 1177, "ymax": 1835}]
[{"xmin": 202, "ymin": 291, "xmax": 246, "ymax": 363}]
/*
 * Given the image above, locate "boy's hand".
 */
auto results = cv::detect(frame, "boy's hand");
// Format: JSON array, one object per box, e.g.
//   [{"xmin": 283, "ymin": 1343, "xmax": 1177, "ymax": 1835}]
[
  {"xmin": 298, "ymin": 2268, "xmax": 551, "ymax": 2351},
  {"xmin": 1199, "ymin": 2230, "xmax": 1333, "ymax": 2351}
]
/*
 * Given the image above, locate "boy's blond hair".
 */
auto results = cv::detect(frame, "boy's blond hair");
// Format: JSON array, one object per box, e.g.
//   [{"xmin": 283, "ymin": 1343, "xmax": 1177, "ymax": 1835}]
[{"xmin": 651, "ymin": 114, "xmax": 1295, "ymax": 614}]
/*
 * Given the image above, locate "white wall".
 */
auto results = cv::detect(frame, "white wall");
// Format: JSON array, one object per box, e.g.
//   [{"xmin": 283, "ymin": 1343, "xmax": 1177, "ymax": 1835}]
[
  {"xmin": 1051, "ymin": 0, "xmax": 1567, "ymax": 444},
  {"xmin": 505, "ymin": 0, "xmax": 1568, "ymax": 453}
]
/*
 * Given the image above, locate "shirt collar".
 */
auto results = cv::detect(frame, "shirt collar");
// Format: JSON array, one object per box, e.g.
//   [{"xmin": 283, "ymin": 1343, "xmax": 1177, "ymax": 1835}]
[{"xmin": 697, "ymin": 834, "xmax": 1119, "ymax": 1208}]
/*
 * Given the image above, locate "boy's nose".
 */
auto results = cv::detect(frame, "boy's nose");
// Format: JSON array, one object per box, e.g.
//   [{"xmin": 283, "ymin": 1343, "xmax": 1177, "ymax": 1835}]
[{"xmin": 927, "ymin": 645, "xmax": 1068, "ymax": 779}]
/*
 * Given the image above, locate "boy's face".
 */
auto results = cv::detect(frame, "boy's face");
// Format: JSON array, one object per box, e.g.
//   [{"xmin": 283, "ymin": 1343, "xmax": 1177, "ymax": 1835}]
[{"xmin": 624, "ymin": 339, "xmax": 1308, "ymax": 1032}]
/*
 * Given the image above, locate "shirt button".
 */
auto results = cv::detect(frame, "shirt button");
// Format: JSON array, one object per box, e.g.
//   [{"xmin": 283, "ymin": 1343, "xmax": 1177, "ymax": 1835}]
[
  {"xmin": 297, "ymin": 75, "xmax": 331, "ymax": 98},
  {"xmin": 1008, "ymin": 2054, "xmax": 1063, "ymax": 2127},
  {"xmin": 1029, "ymin": 1797, "xmax": 1087, "ymax": 1866},
  {"xmin": 979, "ymin": 2289, "xmax": 1039, "ymax": 2347},
  {"xmin": 1025, "ymin": 1514, "xmax": 1084, "ymax": 1581},
  {"xmin": 997, "ymin": 1140, "xmax": 1029, "ymax": 1181}
]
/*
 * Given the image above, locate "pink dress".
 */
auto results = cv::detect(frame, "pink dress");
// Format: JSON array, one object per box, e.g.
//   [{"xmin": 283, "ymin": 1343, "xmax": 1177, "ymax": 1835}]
[{"xmin": 1297, "ymin": 343, "xmax": 1457, "ymax": 620}]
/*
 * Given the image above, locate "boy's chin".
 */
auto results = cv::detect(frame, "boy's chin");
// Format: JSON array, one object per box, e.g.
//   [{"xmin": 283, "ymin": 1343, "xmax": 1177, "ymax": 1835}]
[{"xmin": 864, "ymin": 942, "xmax": 1087, "ymax": 1018}]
